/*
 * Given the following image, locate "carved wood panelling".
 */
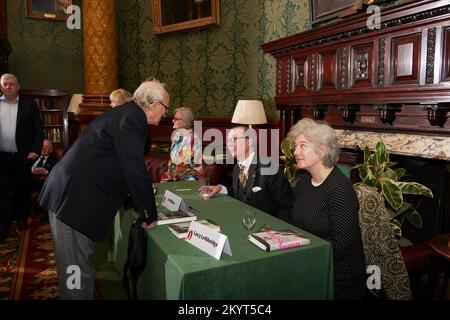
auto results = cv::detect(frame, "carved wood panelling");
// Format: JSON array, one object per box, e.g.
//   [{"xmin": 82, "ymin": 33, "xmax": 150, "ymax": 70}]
[
  {"xmin": 292, "ymin": 55, "xmax": 309, "ymax": 93},
  {"xmin": 317, "ymin": 49, "xmax": 338, "ymax": 91},
  {"xmin": 262, "ymin": 0, "xmax": 450, "ymax": 136},
  {"xmin": 378, "ymin": 38, "xmax": 385, "ymax": 87},
  {"xmin": 350, "ymin": 42, "xmax": 374, "ymax": 88},
  {"xmin": 426, "ymin": 27, "xmax": 436, "ymax": 84},
  {"xmin": 391, "ymin": 33, "xmax": 421, "ymax": 85},
  {"xmin": 441, "ymin": 26, "xmax": 450, "ymax": 82}
]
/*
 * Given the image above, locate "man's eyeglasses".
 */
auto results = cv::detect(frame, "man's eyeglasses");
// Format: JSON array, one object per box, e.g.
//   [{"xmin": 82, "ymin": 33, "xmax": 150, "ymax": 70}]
[{"xmin": 157, "ymin": 101, "xmax": 169, "ymax": 112}]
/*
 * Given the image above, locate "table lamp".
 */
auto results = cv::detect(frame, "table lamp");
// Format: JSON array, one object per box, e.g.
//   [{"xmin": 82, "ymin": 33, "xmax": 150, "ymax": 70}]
[{"xmin": 231, "ymin": 100, "xmax": 267, "ymax": 129}]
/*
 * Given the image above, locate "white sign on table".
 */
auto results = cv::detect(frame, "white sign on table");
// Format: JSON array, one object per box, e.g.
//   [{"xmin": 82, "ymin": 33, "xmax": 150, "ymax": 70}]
[
  {"xmin": 161, "ymin": 190, "xmax": 188, "ymax": 211},
  {"xmin": 185, "ymin": 221, "xmax": 232, "ymax": 260}
]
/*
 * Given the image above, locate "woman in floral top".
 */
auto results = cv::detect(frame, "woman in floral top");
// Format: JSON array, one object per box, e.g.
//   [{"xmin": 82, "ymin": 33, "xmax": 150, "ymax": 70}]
[{"xmin": 160, "ymin": 107, "xmax": 203, "ymax": 181}]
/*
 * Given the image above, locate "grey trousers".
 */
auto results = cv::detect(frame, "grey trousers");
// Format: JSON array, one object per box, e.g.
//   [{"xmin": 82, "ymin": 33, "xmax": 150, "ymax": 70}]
[{"xmin": 49, "ymin": 211, "xmax": 96, "ymax": 300}]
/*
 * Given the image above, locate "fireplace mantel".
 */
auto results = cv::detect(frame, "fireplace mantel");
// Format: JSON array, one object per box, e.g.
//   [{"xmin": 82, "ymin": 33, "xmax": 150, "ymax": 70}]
[{"xmin": 337, "ymin": 129, "xmax": 450, "ymax": 161}]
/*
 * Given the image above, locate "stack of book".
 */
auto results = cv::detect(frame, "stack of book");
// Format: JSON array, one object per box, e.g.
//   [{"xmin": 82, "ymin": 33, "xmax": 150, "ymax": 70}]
[
  {"xmin": 168, "ymin": 219, "xmax": 221, "ymax": 239},
  {"xmin": 248, "ymin": 229, "xmax": 310, "ymax": 252}
]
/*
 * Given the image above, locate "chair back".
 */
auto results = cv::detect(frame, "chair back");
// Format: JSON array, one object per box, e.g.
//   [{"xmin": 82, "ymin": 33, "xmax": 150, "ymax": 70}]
[{"xmin": 355, "ymin": 185, "xmax": 412, "ymax": 300}]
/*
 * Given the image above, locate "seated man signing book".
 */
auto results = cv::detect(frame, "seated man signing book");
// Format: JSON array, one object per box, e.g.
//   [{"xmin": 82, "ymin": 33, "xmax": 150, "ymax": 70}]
[{"xmin": 198, "ymin": 126, "xmax": 295, "ymax": 222}]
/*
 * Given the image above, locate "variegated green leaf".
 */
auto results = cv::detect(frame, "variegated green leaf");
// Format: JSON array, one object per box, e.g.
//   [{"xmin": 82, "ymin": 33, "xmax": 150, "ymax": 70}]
[
  {"xmin": 383, "ymin": 168, "xmax": 398, "ymax": 181},
  {"xmin": 393, "ymin": 168, "xmax": 406, "ymax": 179},
  {"xmin": 385, "ymin": 161, "xmax": 398, "ymax": 168},
  {"xmin": 381, "ymin": 178, "xmax": 403, "ymax": 210},
  {"xmin": 281, "ymin": 138, "xmax": 293, "ymax": 157},
  {"xmin": 398, "ymin": 182, "xmax": 433, "ymax": 198},
  {"xmin": 403, "ymin": 208, "xmax": 423, "ymax": 229},
  {"xmin": 390, "ymin": 219, "xmax": 402, "ymax": 237},
  {"xmin": 364, "ymin": 146, "xmax": 371, "ymax": 164},
  {"xmin": 397, "ymin": 237, "xmax": 413, "ymax": 247},
  {"xmin": 375, "ymin": 141, "xmax": 386, "ymax": 164}
]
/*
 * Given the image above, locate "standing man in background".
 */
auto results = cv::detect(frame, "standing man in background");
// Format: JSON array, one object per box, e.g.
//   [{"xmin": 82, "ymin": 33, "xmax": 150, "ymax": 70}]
[
  {"xmin": 0, "ymin": 73, "xmax": 44, "ymax": 240},
  {"xmin": 39, "ymin": 78, "xmax": 169, "ymax": 299}
]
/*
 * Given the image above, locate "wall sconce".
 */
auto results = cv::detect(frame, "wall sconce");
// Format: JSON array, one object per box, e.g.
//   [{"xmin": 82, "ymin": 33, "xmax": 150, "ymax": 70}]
[
  {"xmin": 375, "ymin": 105, "xmax": 402, "ymax": 125},
  {"xmin": 424, "ymin": 105, "xmax": 449, "ymax": 127},
  {"xmin": 339, "ymin": 105, "xmax": 360, "ymax": 123},
  {"xmin": 313, "ymin": 106, "xmax": 328, "ymax": 120}
]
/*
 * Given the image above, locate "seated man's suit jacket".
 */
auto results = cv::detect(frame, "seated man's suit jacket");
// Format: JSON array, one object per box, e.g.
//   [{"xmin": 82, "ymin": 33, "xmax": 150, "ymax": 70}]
[{"xmin": 231, "ymin": 160, "xmax": 295, "ymax": 222}]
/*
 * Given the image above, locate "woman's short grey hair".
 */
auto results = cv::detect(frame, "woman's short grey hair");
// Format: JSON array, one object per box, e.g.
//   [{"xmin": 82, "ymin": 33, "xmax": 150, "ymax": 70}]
[
  {"xmin": 133, "ymin": 78, "xmax": 168, "ymax": 109},
  {"xmin": 287, "ymin": 118, "xmax": 340, "ymax": 167},
  {"xmin": 174, "ymin": 107, "xmax": 195, "ymax": 129}
]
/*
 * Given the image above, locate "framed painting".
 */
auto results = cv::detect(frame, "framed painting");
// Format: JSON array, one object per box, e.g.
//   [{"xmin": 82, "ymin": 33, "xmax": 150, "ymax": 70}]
[
  {"xmin": 310, "ymin": 0, "xmax": 355, "ymax": 25},
  {"xmin": 152, "ymin": 0, "xmax": 220, "ymax": 35},
  {"xmin": 26, "ymin": 0, "xmax": 72, "ymax": 21}
]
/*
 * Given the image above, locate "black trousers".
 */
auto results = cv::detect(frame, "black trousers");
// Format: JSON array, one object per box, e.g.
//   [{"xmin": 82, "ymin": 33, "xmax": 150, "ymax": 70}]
[{"xmin": 0, "ymin": 152, "xmax": 32, "ymax": 228}]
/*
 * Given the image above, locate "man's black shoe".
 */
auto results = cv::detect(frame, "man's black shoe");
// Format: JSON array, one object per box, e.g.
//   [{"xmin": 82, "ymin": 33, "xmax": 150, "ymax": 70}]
[{"xmin": 17, "ymin": 220, "xmax": 29, "ymax": 231}]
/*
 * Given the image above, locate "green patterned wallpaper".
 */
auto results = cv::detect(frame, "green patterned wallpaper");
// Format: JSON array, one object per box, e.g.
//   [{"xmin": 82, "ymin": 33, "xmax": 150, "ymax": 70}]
[
  {"xmin": 5, "ymin": 0, "xmax": 309, "ymax": 114},
  {"xmin": 7, "ymin": 0, "xmax": 83, "ymax": 95},
  {"xmin": 118, "ymin": 0, "xmax": 310, "ymax": 117}
]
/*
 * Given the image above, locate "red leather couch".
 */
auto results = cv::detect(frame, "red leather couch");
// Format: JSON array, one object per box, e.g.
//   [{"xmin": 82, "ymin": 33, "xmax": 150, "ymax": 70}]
[{"xmin": 143, "ymin": 155, "xmax": 221, "ymax": 185}]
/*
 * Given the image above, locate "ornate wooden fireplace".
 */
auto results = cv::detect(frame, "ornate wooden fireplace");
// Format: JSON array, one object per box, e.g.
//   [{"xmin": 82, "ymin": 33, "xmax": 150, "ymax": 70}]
[{"xmin": 262, "ymin": 0, "xmax": 450, "ymax": 241}]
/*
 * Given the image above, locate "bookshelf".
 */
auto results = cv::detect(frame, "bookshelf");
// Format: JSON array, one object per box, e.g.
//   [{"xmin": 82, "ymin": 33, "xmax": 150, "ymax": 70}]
[{"xmin": 20, "ymin": 89, "xmax": 69, "ymax": 149}]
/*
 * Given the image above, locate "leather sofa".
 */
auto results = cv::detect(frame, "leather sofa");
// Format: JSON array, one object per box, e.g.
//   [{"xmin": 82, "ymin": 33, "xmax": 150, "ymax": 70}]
[{"xmin": 143, "ymin": 154, "xmax": 221, "ymax": 185}]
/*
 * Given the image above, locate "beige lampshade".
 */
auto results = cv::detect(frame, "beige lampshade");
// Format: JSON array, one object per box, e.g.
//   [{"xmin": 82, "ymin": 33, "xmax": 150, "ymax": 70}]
[
  {"xmin": 68, "ymin": 93, "xmax": 83, "ymax": 114},
  {"xmin": 231, "ymin": 100, "xmax": 267, "ymax": 125}
]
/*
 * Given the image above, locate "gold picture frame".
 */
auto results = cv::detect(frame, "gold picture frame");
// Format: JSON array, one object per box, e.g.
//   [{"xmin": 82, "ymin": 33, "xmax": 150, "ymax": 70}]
[
  {"xmin": 26, "ymin": 0, "xmax": 72, "ymax": 21},
  {"xmin": 152, "ymin": 0, "xmax": 220, "ymax": 35}
]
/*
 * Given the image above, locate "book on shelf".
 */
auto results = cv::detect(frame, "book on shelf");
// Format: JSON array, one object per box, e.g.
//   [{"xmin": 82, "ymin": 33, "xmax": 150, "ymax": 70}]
[
  {"xmin": 157, "ymin": 210, "xmax": 197, "ymax": 226},
  {"xmin": 168, "ymin": 219, "xmax": 221, "ymax": 239},
  {"xmin": 248, "ymin": 229, "xmax": 310, "ymax": 252}
]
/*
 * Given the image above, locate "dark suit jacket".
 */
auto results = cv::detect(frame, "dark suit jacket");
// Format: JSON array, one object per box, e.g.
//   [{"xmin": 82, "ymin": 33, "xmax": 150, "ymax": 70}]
[
  {"xmin": 39, "ymin": 102, "xmax": 157, "ymax": 241},
  {"xmin": 16, "ymin": 96, "xmax": 44, "ymax": 158},
  {"xmin": 231, "ymin": 159, "xmax": 295, "ymax": 221},
  {"xmin": 42, "ymin": 156, "xmax": 57, "ymax": 172}
]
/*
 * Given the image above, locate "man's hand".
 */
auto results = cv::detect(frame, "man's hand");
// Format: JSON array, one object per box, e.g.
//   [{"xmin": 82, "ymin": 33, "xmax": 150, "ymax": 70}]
[
  {"xmin": 28, "ymin": 152, "xmax": 39, "ymax": 160},
  {"xmin": 198, "ymin": 185, "xmax": 221, "ymax": 198},
  {"xmin": 32, "ymin": 167, "xmax": 49, "ymax": 176},
  {"xmin": 141, "ymin": 221, "xmax": 157, "ymax": 229}
]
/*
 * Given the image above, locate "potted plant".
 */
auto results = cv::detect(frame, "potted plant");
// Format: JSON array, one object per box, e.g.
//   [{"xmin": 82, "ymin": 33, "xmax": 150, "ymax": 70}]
[
  {"xmin": 280, "ymin": 138, "xmax": 298, "ymax": 184},
  {"xmin": 352, "ymin": 141, "xmax": 433, "ymax": 247}
]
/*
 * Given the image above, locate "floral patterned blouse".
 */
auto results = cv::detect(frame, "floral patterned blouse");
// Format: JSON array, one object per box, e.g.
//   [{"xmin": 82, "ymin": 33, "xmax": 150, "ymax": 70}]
[{"xmin": 160, "ymin": 129, "xmax": 203, "ymax": 181}]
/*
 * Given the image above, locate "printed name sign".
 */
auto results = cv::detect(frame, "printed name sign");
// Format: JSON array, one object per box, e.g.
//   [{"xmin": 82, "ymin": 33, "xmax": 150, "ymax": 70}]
[
  {"xmin": 161, "ymin": 190, "xmax": 188, "ymax": 211},
  {"xmin": 185, "ymin": 221, "xmax": 232, "ymax": 260}
]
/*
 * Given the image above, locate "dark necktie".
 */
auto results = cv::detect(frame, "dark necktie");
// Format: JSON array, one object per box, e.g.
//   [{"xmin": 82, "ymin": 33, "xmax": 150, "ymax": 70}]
[
  {"xmin": 35, "ymin": 156, "xmax": 46, "ymax": 168},
  {"xmin": 239, "ymin": 164, "xmax": 247, "ymax": 187}
]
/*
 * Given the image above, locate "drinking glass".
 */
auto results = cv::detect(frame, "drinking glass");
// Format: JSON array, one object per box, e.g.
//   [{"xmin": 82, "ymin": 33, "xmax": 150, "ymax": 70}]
[
  {"xmin": 198, "ymin": 178, "xmax": 211, "ymax": 200},
  {"xmin": 242, "ymin": 209, "xmax": 256, "ymax": 238}
]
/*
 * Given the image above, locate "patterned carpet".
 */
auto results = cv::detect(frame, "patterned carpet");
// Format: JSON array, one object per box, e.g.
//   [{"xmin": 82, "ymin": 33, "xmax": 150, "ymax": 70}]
[{"xmin": 0, "ymin": 214, "xmax": 58, "ymax": 300}]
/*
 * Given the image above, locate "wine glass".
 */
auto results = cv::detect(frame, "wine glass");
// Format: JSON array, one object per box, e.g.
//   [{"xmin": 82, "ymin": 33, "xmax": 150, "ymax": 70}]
[{"xmin": 242, "ymin": 209, "xmax": 256, "ymax": 238}]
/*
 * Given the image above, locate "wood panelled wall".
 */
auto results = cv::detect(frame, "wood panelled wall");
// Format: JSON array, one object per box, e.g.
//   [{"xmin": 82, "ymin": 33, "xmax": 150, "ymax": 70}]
[{"xmin": 262, "ymin": 0, "xmax": 450, "ymax": 139}]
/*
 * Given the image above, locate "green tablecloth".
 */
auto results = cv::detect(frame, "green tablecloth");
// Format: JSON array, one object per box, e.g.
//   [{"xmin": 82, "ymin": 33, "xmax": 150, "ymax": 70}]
[{"xmin": 110, "ymin": 181, "xmax": 333, "ymax": 299}]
